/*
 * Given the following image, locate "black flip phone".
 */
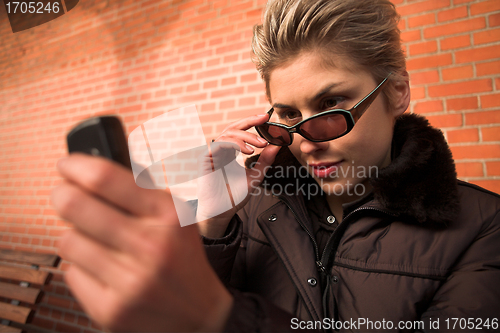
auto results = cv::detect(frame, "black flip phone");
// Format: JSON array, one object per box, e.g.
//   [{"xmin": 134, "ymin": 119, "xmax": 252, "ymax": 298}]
[{"xmin": 66, "ymin": 116, "xmax": 132, "ymax": 170}]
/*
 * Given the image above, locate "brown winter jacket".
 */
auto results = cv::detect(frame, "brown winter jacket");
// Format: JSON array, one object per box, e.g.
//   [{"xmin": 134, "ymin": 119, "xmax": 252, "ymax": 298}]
[{"xmin": 203, "ymin": 114, "xmax": 500, "ymax": 332}]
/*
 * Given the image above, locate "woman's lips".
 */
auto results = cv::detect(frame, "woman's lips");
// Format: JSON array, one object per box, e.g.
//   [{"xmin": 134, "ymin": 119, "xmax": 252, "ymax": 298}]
[{"xmin": 308, "ymin": 161, "xmax": 343, "ymax": 178}]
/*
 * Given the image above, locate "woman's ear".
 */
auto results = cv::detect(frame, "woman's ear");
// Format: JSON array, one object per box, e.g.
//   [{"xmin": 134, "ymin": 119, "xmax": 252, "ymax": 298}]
[{"xmin": 391, "ymin": 72, "xmax": 411, "ymax": 117}]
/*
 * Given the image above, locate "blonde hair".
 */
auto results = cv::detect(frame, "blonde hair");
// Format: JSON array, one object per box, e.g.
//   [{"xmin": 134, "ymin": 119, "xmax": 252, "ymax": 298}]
[{"xmin": 252, "ymin": 0, "xmax": 407, "ymax": 108}]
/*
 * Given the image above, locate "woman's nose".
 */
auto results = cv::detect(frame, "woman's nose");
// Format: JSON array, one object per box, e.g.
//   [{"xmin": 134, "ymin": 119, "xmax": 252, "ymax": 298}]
[{"xmin": 297, "ymin": 135, "xmax": 329, "ymax": 155}]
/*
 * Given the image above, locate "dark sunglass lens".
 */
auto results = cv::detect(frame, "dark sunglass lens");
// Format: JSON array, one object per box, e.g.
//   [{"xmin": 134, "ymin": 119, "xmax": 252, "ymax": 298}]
[
  {"xmin": 301, "ymin": 114, "xmax": 348, "ymax": 141},
  {"xmin": 257, "ymin": 124, "xmax": 291, "ymax": 146}
]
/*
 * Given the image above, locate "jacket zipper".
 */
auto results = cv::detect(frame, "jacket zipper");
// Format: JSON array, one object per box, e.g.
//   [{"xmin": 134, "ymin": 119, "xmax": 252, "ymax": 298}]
[
  {"xmin": 277, "ymin": 195, "xmax": 326, "ymax": 272},
  {"xmin": 275, "ymin": 195, "xmax": 398, "ymax": 332},
  {"xmin": 278, "ymin": 195, "xmax": 397, "ymax": 271}
]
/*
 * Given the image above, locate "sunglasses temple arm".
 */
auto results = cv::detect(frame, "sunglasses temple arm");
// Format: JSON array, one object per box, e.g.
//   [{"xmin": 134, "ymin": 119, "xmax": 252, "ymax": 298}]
[{"xmin": 351, "ymin": 74, "xmax": 391, "ymax": 118}]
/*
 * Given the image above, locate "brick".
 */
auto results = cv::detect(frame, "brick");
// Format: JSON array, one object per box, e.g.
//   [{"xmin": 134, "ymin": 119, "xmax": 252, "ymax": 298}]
[
  {"xmin": 409, "ymin": 41, "xmax": 438, "ymax": 56},
  {"xmin": 465, "ymin": 110, "xmax": 500, "ymax": 125},
  {"xmin": 476, "ymin": 60, "xmax": 500, "ymax": 76},
  {"xmin": 481, "ymin": 93, "xmax": 500, "ymax": 108},
  {"xmin": 410, "ymin": 70, "xmax": 440, "ymax": 85},
  {"xmin": 413, "ymin": 100, "xmax": 443, "ymax": 114},
  {"xmin": 440, "ymin": 35, "xmax": 471, "ymax": 51},
  {"xmin": 471, "ymin": 0, "xmax": 500, "ymax": 16},
  {"xmin": 206, "ymin": 58, "xmax": 220, "ymax": 67},
  {"xmin": 232, "ymin": 62, "xmax": 256, "ymax": 72},
  {"xmin": 221, "ymin": 77, "xmax": 237, "ymax": 86},
  {"xmin": 177, "ymin": 93, "xmax": 207, "ymax": 103},
  {"xmin": 426, "ymin": 114, "xmax": 463, "ymax": 128},
  {"xmin": 183, "ymin": 50, "xmax": 213, "ymax": 62},
  {"xmin": 446, "ymin": 128, "xmax": 479, "ymax": 143},
  {"xmin": 215, "ymin": 41, "xmax": 249, "ymax": 55},
  {"xmin": 186, "ymin": 83, "xmax": 199, "ymax": 92},
  {"xmin": 408, "ymin": 13, "xmax": 435, "ymax": 29},
  {"xmin": 187, "ymin": 11, "xmax": 217, "ymax": 25},
  {"xmin": 401, "ymin": 30, "xmax": 421, "ymax": 43},
  {"xmin": 428, "ymin": 79, "xmax": 493, "ymax": 97},
  {"xmin": 190, "ymin": 62, "xmax": 203, "ymax": 70},
  {"xmin": 424, "ymin": 18, "xmax": 486, "ymax": 39},
  {"xmin": 446, "ymin": 96, "xmax": 478, "ymax": 111},
  {"xmin": 442, "ymin": 65, "xmax": 474, "ymax": 81},
  {"xmin": 486, "ymin": 161, "xmax": 500, "ymax": 176},
  {"xmin": 46, "ymin": 295, "xmax": 72, "ymax": 309},
  {"xmin": 203, "ymin": 80, "xmax": 218, "ymax": 89},
  {"xmin": 438, "ymin": 6, "xmax": 468, "ymax": 22},
  {"xmin": 64, "ymin": 312, "xmax": 76, "ymax": 323},
  {"xmin": 450, "ymin": 144, "xmax": 500, "ymax": 159},
  {"xmin": 490, "ymin": 13, "xmax": 500, "ymax": 27},
  {"xmin": 455, "ymin": 162, "xmax": 484, "ymax": 177},
  {"xmin": 239, "ymin": 97, "xmax": 256, "ymax": 106},
  {"xmin": 170, "ymin": 87, "xmax": 183, "ymax": 95},
  {"xmin": 468, "ymin": 180, "xmax": 500, "ymax": 194},
  {"xmin": 224, "ymin": 54, "xmax": 239, "ymax": 63},
  {"xmin": 55, "ymin": 323, "xmax": 80, "ymax": 333},
  {"xmin": 176, "ymin": 0, "xmax": 203, "ymax": 11},
  {"xmin": 397, "ymin": 0, "xmax": 450, "ymax": 16},
  {"xmin": 456, "ymin": 44, "xmax": 500, "ymax": 63},
  {"xmin": 411, "ymin": 86, "xmax": 426, "ymax": 100},
  {"xmin": 474, "ymin": 28, "xmax": 500, "ymax": 45},
  {"xmin": 226, "ymin": 107, "xmax": 263, "ymax": 120},
  {"xmin": 241, "ymin": 73, "xmax": 257, "ymax": 82},
  {"xmin": 407, "ymin": 54, "xmax": 453, "ymax": 71},
  {"xmin": 220, "ymin": 1, "xmax": 253, "ymax": 16},
  {"xmin": 31, "ymin": 317, "xmax": 55, "ymax": 330},
  {"xmin": 196, "ymin": 68, "xmax": 228, "ymax": 80},
  {"xmin": 220, "ymin": 100, "xmax": 235, "ymax": 109},
  {"xmin": 201, "ymin": 103, "xmax": 216, "ymax": 112},
  {"xmin": 211, "ymin": 87, "xmax": 245, "ymax": 98}
]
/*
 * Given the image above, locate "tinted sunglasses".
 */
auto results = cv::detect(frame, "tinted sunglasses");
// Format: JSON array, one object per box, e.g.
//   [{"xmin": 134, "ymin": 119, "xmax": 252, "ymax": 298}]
[{"xmin": 255, "ymin": 74, "xmax": 391, "ymax": 146}]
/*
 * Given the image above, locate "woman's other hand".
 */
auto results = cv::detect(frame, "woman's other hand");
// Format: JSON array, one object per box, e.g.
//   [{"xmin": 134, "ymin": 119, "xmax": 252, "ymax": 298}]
[{"xmin": 196, "ymin": 114, "xmax": 281, "ymax": 238}]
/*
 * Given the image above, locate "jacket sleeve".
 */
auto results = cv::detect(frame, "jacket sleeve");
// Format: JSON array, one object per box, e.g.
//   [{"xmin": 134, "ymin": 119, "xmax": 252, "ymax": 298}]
[
  {"xmin": 419, "ymin": 209, "xmax": 500, "ymax": 332},
  {"xmin": 201, "ymin": 215, "xmax": 242, "ymax": 286},
  {"xmin": 202, "ymin": 213, "xmax": 321, "ymax": 333}
]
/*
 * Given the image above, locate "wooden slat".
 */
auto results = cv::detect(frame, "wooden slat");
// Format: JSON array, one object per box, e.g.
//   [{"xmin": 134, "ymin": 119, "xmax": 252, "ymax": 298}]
[
  {"xmin": 0, "ymin": 323, "xmax": 22, "ymax": 333},
  {"xmin": 0, "ymin": 282, "xmax": 41, "ymax": 304},
  {"xmin": 0, "ymin": 250, "xmax": 59, "ymax": 267},
  {"xmin": 0, "ymin": 302, "xmax": 32, "ymax": 324},
  {"xmin": 0, "ymin": 265, "xmax": 50, "ymax": 285}
]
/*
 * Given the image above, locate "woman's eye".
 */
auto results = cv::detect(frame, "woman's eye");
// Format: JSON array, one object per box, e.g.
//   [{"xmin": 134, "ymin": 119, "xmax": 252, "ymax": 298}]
[
  {"xmin": 278, "ymin": 110, "xmax": 301, "ymax": 121},
  {"xmin": 322, "ymin": 97, "xmax": 344, "ymax": 109},
  {"xmin": 285, "ymin": 110, "xmax": 300, "ymax": 119}
]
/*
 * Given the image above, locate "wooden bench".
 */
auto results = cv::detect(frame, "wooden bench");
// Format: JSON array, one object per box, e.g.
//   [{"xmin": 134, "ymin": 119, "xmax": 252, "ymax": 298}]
[{"xmin": 0, "ymin": 249, "xmax": 60, "ymax": 333}]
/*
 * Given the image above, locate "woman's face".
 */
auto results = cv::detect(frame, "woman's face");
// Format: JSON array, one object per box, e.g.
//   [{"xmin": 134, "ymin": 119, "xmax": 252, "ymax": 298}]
[{"xmin": 268, "ymin": 52, "xmax": 402, "ymax": 200}]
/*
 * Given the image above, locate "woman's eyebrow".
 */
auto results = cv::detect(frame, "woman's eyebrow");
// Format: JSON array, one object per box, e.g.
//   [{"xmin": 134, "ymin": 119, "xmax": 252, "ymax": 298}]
[
  {"xmin": 311, "ymin": 81, "xmax": 346, "ymax": 102},
  {"xmin": 272, "ymin": 103, "xmax": 294, "ymax": 109},
  {"xmin": 271, "ymin": 81, "xmax": 346, "ymax": 109}
]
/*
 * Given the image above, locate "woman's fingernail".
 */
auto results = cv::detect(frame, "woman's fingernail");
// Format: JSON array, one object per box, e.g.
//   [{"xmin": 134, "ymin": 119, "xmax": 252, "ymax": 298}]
[
  {"xmin": 245, "ymin": 144, "xmax": 255, "ymax": 153},
  {"xmin": 257, "ymin": 137, "xmax": 268, "ymax": 144}
]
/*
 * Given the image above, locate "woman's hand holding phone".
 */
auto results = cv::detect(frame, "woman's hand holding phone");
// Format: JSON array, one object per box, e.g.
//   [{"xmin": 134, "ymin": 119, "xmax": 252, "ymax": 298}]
[{"xmin": 51, "ymin": 154, "xmax": 233, "ymax": 332}]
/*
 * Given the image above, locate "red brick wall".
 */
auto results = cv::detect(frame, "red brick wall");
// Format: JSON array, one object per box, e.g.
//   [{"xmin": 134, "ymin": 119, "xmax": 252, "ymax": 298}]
[
  {"xmin": 399, "ymin": 0, "xmax": 500, "ymax": 192},
  {"xmin": 0, "ymin": 0, "xmax": 498, "ymax": 331}
]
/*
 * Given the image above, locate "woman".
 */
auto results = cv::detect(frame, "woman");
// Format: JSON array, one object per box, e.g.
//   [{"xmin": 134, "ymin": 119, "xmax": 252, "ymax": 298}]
[
  {"xmin": 52, "ymin": 0, "xmax": 500, "ymax": 331},
  {"xmin": 200, "ymin": 0, "xmax": 500, "ymax": 331}
]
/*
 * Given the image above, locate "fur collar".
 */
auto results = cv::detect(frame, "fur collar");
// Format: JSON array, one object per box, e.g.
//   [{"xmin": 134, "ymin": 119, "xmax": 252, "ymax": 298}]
[{"xmin": 246, "ymin": 113, "xmax": 459, "ymax": 225}]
